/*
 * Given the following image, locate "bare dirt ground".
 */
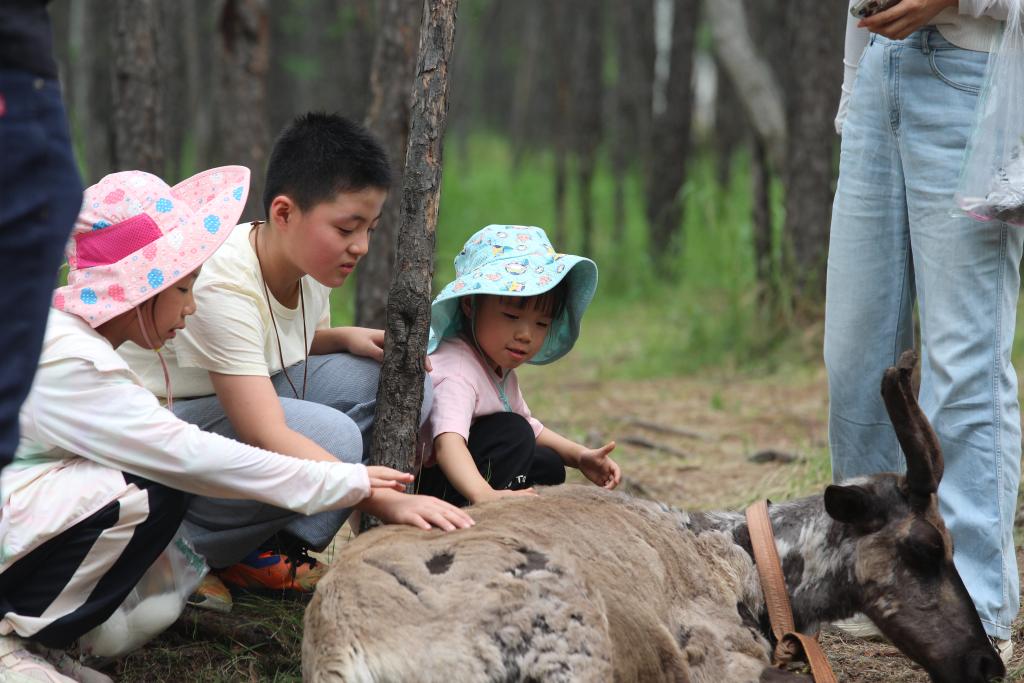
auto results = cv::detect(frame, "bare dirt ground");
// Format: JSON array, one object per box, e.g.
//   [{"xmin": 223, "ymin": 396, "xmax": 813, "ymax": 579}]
[{"xmin": 113, "ymin": 365, "xmax": 1024, "ymax": 681}]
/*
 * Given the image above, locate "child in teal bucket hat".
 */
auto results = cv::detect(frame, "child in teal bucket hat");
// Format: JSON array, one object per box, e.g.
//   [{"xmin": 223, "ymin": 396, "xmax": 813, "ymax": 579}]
[{"xmin": 418, "ymin": 225, "xmax": 621, "ymax": 506}]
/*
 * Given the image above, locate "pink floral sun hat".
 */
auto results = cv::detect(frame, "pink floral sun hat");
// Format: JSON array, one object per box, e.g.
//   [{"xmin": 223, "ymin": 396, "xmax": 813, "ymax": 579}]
[{"xmin": 54, "ymin": 166, "xmax": 250, "ymax": 327}]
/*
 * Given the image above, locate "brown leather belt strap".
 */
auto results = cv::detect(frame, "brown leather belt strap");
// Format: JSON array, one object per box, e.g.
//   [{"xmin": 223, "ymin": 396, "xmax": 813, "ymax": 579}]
[
  {"xmin": 746, "ymin": 500, "xmax": 795, "ymax": 640},
  {"xmin": 746, "ymin": 500, "xmax": 837, "ymax": 683}
]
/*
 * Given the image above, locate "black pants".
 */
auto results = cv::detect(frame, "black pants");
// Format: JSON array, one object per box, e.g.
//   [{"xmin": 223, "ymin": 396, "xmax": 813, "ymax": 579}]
[
  {"xmin": 418, "ymin": 412, "xmax": 566, "ymax": 506},
  {"xmin": 0, "ymin": 474, "xmax": 187, "ymax": 648}
]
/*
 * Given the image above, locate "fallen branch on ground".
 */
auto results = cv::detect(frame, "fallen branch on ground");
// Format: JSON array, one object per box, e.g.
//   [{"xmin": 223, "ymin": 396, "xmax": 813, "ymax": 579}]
[
  {"xmin": 627, "ymin": 418, "xmax": 710, "ymax": 441},
  {"xmin": 621, "ymin": 435, "xmax": 692, "ymax": 461}
]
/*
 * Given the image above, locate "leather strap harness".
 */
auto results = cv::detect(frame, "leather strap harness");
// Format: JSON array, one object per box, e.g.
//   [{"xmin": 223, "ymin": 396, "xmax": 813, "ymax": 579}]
[{"xmin": 745, "ymin": 500, "xmax": 837, "ymax": 683}]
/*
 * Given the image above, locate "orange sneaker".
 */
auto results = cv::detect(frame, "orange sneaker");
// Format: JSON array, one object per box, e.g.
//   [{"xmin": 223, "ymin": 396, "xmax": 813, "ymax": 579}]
[
  {"xmin": 216, "ymin": 550, "xmax": 328, "ymax": 598},
  {"xmin": 187, "ymin": 573, "xmax": 233, "ymax": 613}
]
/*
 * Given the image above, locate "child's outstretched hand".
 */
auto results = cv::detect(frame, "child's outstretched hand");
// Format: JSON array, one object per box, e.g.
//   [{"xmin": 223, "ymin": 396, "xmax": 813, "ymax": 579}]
[
  {"xmin": 578, "ymin": 442, "xmax": 621, "ymax": 490},
  {"xmin": 366, "ymin": 465, "xmax": 414, "ymax": 492}
]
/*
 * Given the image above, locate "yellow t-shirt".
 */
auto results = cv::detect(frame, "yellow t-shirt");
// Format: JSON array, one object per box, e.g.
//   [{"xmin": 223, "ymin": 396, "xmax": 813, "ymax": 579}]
[{"xmin": 119, "ymin": 222, "xmax": 331, "ymax": 398}]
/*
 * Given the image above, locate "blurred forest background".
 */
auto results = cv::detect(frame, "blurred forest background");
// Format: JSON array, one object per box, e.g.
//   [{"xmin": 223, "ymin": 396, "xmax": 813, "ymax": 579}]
[
  {"xmin": 48, "ymin": 0, "xmax": 854, "ymax": 378},
  {"xmin": 47, "ymin": 6, "xmax": 1024, "ymax": 678}
]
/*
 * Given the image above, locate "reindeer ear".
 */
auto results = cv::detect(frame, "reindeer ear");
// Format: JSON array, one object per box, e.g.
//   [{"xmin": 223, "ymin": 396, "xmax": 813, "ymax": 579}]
[{"xmin": 824, "ymin": 485, "xmax": 885, "ymax": 530}]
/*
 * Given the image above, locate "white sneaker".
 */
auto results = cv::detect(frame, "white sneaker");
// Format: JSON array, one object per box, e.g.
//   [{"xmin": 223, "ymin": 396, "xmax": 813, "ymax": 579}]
[
  {"xmin": 832, "ymin": 613, "xmax": 884, "ymax": 640},
  {"xmin": 990, "ymin": 636, "xmax": 1013, "ymax": 667},
  {"xmin": 0, "ymin": 636, "xmax": 76, "ymax": 683}
]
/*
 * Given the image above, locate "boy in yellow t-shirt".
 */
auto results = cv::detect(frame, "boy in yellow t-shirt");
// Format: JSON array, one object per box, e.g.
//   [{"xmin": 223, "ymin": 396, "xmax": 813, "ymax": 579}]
[{"xmin": 119, "ymin": 113, "xmax": 471, "ymax": 606}]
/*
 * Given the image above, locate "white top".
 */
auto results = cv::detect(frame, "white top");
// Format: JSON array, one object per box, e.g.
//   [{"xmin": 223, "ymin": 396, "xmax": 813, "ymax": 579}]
[
  {"xmin": 836, "ymin": 0, "xmax": 1012, "ymax": 134},
  {"xmin": 119, "ymin": 222, "xmax": 331, "ymax": 398},
  {"xmin": 2, "ymin": 309, "xmax": 369, "ymax": 568}
]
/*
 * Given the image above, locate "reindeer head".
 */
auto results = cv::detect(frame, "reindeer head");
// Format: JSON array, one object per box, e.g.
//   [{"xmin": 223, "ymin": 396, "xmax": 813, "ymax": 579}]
[{"xmin": 823, "ymin": 351, "xmax": 1005, "ymax": 683}]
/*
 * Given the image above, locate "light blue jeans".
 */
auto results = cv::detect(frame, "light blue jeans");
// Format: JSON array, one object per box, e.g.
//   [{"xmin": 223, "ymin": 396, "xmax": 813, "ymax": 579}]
[
  {"xmin": 172, "ymin": 353, "xmax": 433, "ymax": 568},
  {"xmin": 825, "ymin": 28, "xmax": 1023, "ymax": 640}
]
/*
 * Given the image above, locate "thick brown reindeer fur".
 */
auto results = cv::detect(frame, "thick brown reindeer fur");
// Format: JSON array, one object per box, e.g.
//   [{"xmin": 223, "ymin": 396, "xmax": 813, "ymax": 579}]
[
  {"xmin": 305, "ymin": 487, "xmax": 771, "ymax": 683},
  {"xmin": 303, "ymin": 352, "xmax": 1004, "ymax": 683}
]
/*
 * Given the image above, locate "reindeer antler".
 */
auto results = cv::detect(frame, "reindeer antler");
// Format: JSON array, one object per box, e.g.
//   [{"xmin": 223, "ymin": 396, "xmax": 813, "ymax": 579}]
[{"xmin": 880, "ymin": 350, "xmax": 944, "ymax": 503}]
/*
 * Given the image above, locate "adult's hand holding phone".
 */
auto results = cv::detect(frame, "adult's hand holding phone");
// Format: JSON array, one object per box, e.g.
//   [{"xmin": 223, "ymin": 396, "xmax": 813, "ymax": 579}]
[{"xmin": 859, "ymin": 0, "xmax": 958, "ymax": 40}]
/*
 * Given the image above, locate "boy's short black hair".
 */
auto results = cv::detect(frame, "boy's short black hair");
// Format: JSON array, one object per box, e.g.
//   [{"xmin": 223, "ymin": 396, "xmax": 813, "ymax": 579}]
[{"xmin": 262, "ymin": 112, "xmax": 392, "ymax": 216}]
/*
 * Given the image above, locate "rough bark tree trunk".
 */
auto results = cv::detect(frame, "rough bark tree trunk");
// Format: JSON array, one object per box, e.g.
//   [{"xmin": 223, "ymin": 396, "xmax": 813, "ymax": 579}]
[
  {"xmin": 751, "ymin": 138, "xmax": 774, "ymax": 306},
  {"xmin": 644, "ymin": 0, "xmax": 699, "ymax": 274},
  {"xmin": 266, "ymin": 0, "xmax": 295, "ymax": 138},
  {"xmin": 48, "ymin": 2, "xmax": 69, "ymax": 85},
  {"xmin": 509, "ymin": 0, "xmax": 544, "ymax": 170},
  {"xmin": 218, "ymin": 0, "xmax": 270, "ymax": 221},
  {"xmin": 69, "ymin": 0, "xmax": 115, "ymax": 184},
  {"xmin": 782, "ymin": 0, "xmax": 843, "ymax": 307},
  {"xmin": 553, "ymin": 148, "xmax": 569, "ymax": 247},
  {"xmin": 356, "ymin": 0, "xmax": 423, "ymax": 330},
  {"xmin": 161, "ymin": 2, "xmax": 188, "ymax": 179},
  {"xmin": 611, "ymin": 0, "xmax": 656, "ymax": 242},
  {"xmin": 571, "ymin": 0, "xmax": 604, "ymax": 258},
  {"xmin": 111, "ymin": 0, "xmax": 164, "ymax": 173},
  {"xmin": 364, "ymin": 0, "xmax": 459, "ymax": 527},
  {"xmin": 334, "ymin": 0, "xmax": 377, "ymax": 122},
  {"xmin": 180, "ymin": 0, "xmax": 212, "ymax": 172},
  {"xmin": 551, "ymin": 0, "xmax": 573, "ymax": 247}
]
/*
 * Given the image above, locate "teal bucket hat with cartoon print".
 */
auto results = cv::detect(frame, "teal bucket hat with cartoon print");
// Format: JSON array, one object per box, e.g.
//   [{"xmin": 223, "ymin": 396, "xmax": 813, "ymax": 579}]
[{"xmin": 428, "ymin": 224, "xmax": 598, "ymax": 365}]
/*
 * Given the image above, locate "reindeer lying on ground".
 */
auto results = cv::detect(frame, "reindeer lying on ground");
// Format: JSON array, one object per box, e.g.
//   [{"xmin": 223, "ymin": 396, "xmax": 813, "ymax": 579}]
[{"xmin": 303, "ymin": 352, "xmax": 1004, "ymax": 683}]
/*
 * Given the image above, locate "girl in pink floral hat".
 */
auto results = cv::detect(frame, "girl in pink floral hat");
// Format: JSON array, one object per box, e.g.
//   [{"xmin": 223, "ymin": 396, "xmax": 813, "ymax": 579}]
[{"xmin": 0, "ymin": 167, "xmax": 423, "ymax": 681}]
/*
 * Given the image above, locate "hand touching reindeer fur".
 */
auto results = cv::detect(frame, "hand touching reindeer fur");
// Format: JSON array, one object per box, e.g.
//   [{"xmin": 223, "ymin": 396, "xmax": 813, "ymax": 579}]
[{"xmin": 303, "ymin": 351, "xmax": 1004, "ymax": 683}]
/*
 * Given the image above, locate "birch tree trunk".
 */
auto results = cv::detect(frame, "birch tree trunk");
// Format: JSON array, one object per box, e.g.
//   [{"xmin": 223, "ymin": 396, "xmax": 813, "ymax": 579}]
[
  {"xmin": 356, "ymin": 0, "xmax": 423, "ymax": 329},
  {"xmin": 111, "ymin": 0, "xmax": 164, "ymax": 173},
  {"xmin": 217, "ymin": 0, "xmax": 270, "ymax": 220},
  {"xmin": 706, "ymin": 0, "xmax": 787, "ymax": 171},
  {"xmin": 364, "ymin": 0, "xmax": 459, "ymax": 527},
  {"xmin": 709, "ymin": 0, "xmax": 789, "ymax": 306}
]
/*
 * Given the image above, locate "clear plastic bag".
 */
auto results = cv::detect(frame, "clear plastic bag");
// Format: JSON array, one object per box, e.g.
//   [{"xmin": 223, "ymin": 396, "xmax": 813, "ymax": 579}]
[
  {"xmin": 78, "ymin": 529, "xmax": 208, "ymax": 658},
  {"xmin": 955, "ymin": 1, "xmax": 1024, "ymax": 226}
]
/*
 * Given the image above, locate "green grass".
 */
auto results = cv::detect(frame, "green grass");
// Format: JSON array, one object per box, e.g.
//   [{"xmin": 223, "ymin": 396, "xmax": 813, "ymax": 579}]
[{"xmin": 115, "ymin": 596, "xmax": 304, "ymax": 682}]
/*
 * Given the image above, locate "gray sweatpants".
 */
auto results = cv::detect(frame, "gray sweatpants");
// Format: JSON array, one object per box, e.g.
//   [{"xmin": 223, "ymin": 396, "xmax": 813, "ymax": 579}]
[{"xmin": 172, "ymin": 353, "xmax": 432, "ymax": 568}]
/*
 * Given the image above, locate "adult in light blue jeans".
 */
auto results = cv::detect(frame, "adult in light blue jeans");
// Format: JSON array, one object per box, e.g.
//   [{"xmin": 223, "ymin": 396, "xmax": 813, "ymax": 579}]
[{"xmin": 826, "ymin": 6, "xmax": 1021, "ymax": 645}]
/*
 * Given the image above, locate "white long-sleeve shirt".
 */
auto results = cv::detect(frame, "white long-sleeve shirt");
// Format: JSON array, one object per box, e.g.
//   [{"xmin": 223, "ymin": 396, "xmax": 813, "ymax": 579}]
[
  {"xmin": 836, "ymin": 0, "xmax": 1013, "ymax": 134},
  {"xmin": 1, "ymin": 309, "xmax": 370, "ymax": 568}
]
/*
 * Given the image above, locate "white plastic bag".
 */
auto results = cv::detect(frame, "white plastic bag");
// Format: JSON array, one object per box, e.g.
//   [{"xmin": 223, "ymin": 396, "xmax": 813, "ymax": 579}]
[
  {"xmin": 78, "ymin": 529, "xmax": 208, "ymax": 658},
  {"xmin": 955, "ymin": 0, "xmax": 1024, "ymax": 226}
]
